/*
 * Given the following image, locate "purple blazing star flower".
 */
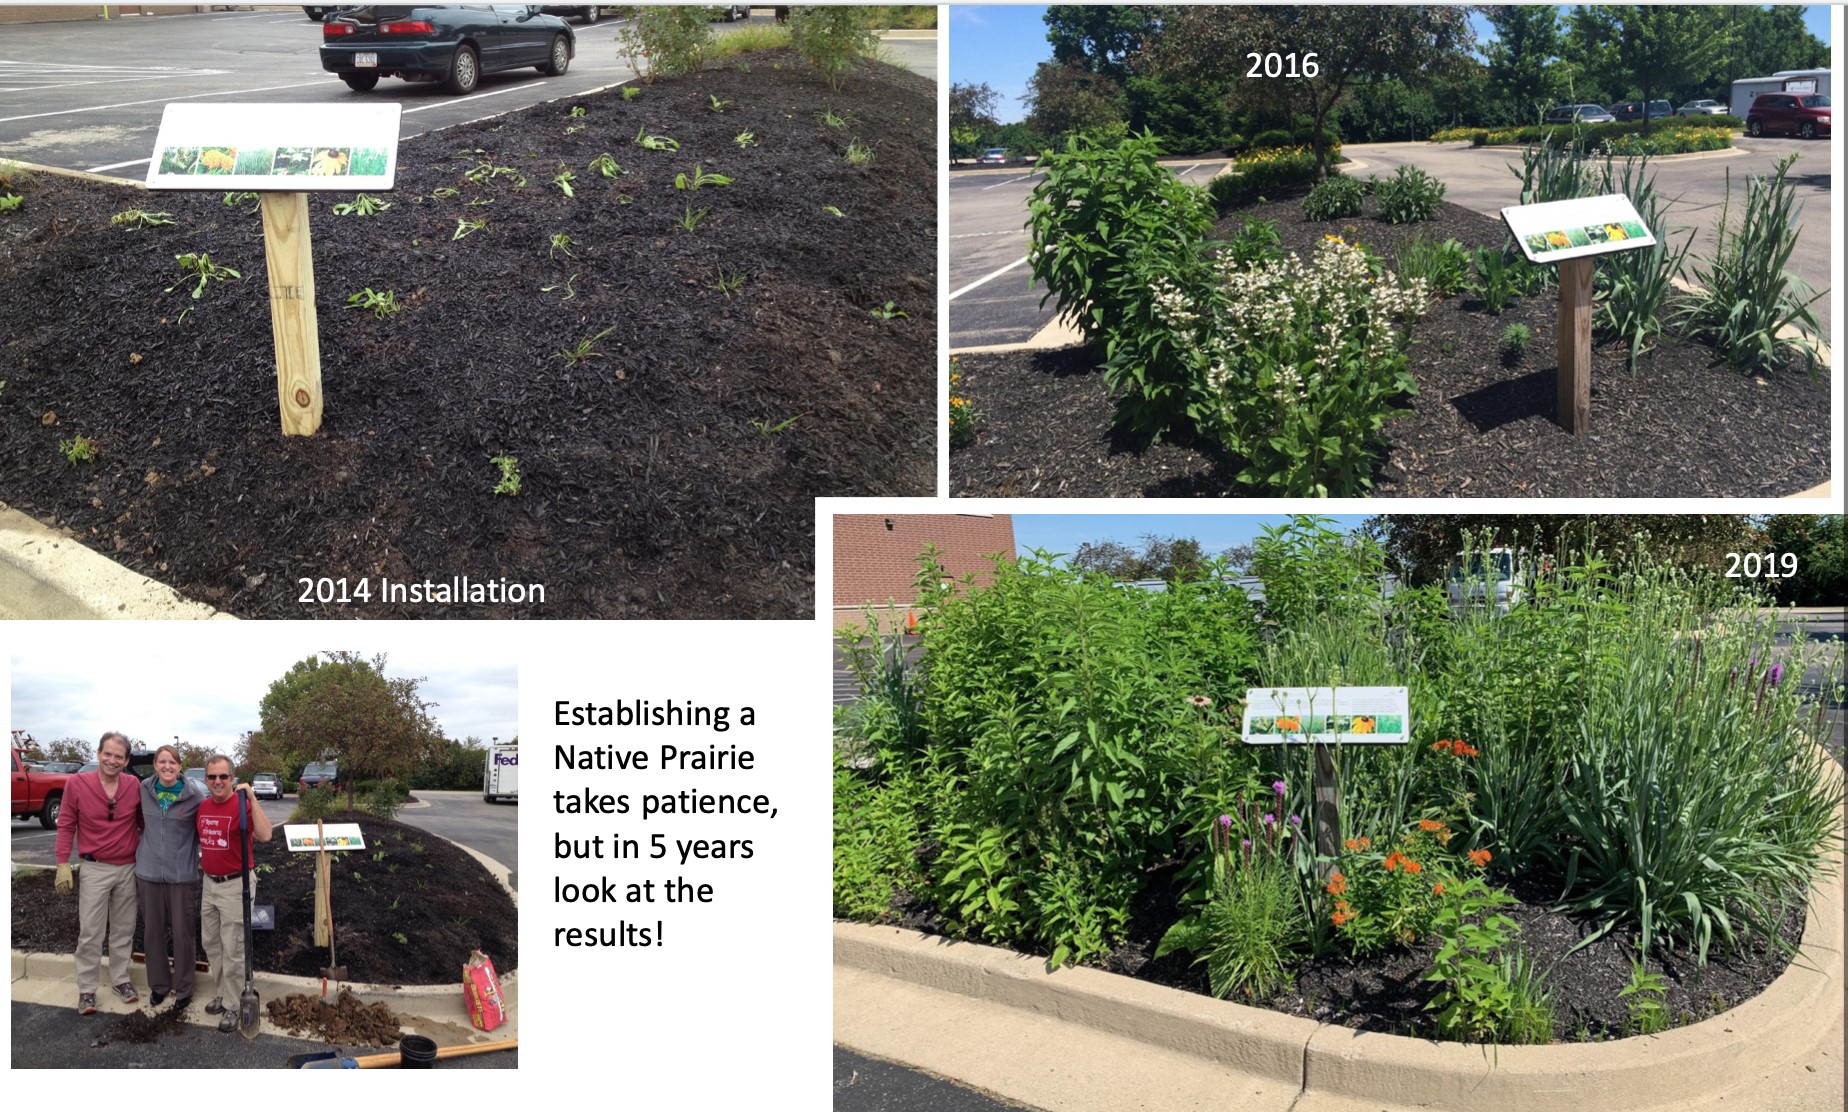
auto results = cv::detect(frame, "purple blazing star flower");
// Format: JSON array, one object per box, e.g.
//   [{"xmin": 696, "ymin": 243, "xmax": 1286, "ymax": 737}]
[
  {"xmin": 1769, "ymin": 663, "xmax": 1784, "ymax": 687},
  {"xmin": 1272, "ymin": 780, "xmax": 1287, "ymax": 797},
  {"xmin": 1241, "ymin": 839, "xmax": 1252, "ymax": 850},
  {"xmin": 1289, "ymin": 814, "xmax": 1302, "ymax": 827},
  {"xmin": 1218, "ymin": 814, "xmax": 1233, "ymax": 829},
  {"xmin": 1263, "ymin": 813, "xmax": 1276, "ymax": 826}
]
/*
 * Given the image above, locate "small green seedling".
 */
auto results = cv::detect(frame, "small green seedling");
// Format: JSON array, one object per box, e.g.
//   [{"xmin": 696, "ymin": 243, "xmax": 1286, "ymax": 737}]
[
  {"xmin": 464, "ymin": 161, "xmax": 525, "ymax": 187},
  {"xmin": 818, "ymin": 110, "xmax": 847, "ymax": 130},
  {"xmin": 453, "ymin": 217, "xmax": 487, "ymax": 240},
  {"xmin": 568, "ymin": 105, "xmax": 587, "ymax": 118},
  {"xmin": 708, "ymin": 94, "xmax": 732, "ymax": 113},
  {"xmin": 0, "ymin": 194, "xmax": 22, "ymax": 213},
  {"xmin": 634, "ymin": 126, "xmax": 680, "ymax": 151},
  {"xmin": 845, "ymin": 139, "xmax": 875, "ymax": 166},
  {"xmin": 553, "ymin": 167, "xmax": 576, "ymax": 197},
  {"xmin": 734, "ymin": 130, "xmax": 756, "ymax": 148},
  {"xmin": 1502, "ymin": 322, "xmax": 1532, "ymax": 362},
  {"xmin": 677, "ymin": 205, "xmax": 709, "ymax": 232},
  {"xmin": 871, "ymin": 300, "xmax": 907, "ymax": 320},
  {"xmin": 59, "ymin": 435, "xmax": 98, "ymax": 465},
  {"xmin": 749, "ymin": 414, "xmax": 803, "ymax": 435},
  {"xmin": 709, "ymin": 264, "xmax": 745, "ymax": 298},
  {"xmin": 621, "ymin": 86, "xmax": 640, "ymax": 101},
  {"xmin": 489, "ymin": 454, "xmax": 522, "ymax": 496},
  {"xmin": 166, "ymin": 252, "xmax": 241, "ymax": 299},
  {"xmin": 111, "ymin": 209, "xmax": 175, "ymax": 230},
  {"xmin": 550, "ymin": 232, "xmax": 577, "ymax": 260},
  {"xmin": 615, "ymin": 193, "xmax": 634, "ymax": 205},
  {"xmin": 222, "ymin": 191, "xmax": 259, "ymax": 211},
  {"xmin": 674, "ymin": 164, "xmax": 733, "ymax": 190},
  {"xmin": 431, "ymin": 186, "xmax": 461, "ymax": 199},
  {"xmin": 331, "ymin": 193, "xmax": 390, "ymax": 216},
  {"xmin": 822, "ymin": 205, "xmax": 845, "ymax": 218},
  {"xmin": 542, "ymin": 273, "xmax": 580, "ymax": 300},
  {"xmin": 346, "ymin": 288, "xmax": 402, "ymax": 318},
  {"xmin": 557, "ymin": 326, "xmax": 615, "ymax": 365},
  {"xmin": 588, "ymin": 153, "xmax": 622, "ymax": 178}
]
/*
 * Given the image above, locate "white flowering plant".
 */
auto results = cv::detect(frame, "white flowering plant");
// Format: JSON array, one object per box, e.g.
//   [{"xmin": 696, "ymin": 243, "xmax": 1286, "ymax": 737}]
[{"xmin": 1151, "ymin": 235, "xmax": 1429, "ymax": 496}]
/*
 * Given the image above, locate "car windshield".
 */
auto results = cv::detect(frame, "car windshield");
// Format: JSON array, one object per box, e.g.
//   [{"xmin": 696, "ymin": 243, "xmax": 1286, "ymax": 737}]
[
  {"xmin": 1800, "ymin": 95, "xmax": 1830, "ymax": 108},
  {"xmin": 304, "ymin": 762, "xmax": 336, "ymax": 775}
]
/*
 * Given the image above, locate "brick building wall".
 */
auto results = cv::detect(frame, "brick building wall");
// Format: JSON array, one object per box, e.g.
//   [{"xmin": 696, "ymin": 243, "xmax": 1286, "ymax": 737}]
[{"xmin": 833, "ymin": 514, "xmax": 1014, "ymax": 628}]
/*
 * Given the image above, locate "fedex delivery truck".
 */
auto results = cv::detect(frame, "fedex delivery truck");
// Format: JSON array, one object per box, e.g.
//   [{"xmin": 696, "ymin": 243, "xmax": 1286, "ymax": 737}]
[{"xmin": 484, "ymin": 742, "xmax": 518, "ymax": 803}]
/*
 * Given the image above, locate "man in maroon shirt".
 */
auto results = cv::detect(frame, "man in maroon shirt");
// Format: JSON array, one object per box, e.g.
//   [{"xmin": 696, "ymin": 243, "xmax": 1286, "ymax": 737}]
[
  {"xmin": 54, "ymin": 731, "xmax": 143, "ymax": 1016},
  {"xmin": 195, "ymin": 753, "xmax": 272, "ymax": 1031}
]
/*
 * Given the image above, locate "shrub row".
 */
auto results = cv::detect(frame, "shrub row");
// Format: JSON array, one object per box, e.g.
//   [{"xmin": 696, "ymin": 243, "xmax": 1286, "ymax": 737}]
[{"xmin": 1435, "ymin": 116, "xmax": 1740, "ymax": 152}]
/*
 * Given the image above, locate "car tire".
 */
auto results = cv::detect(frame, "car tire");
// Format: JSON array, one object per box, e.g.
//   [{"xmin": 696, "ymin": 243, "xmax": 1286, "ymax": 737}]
[
  {"xmin": 580, "ymin": 6, "xmax": 599, "ymax": 24},
  {"xmin": 1799, "ymin": 121, "xmax": 1816, "ymax": 140},
  {"xmin": 40, "ymin": 794, "xmax": 61, "ymax": 830},
  {"xmin": 342, "ymin": 72, "xmax": 379, "ymax": 93},
  {"xmin": 541, "ymin": 34, "xmax": 570, "ymax": 76},
  {"xmin": 446, "ymin": 43, "xmax": 480, "ymax": 95},
  {"xmin": 1747, "ymin": 118, "xmax": 1763, "ymax": 137}
]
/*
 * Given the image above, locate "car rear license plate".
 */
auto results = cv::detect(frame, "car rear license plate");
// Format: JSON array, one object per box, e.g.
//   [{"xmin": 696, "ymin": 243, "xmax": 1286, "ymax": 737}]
[{"xmin": 355, "ymin": 52, "xmax": 378, "ymax": 67}]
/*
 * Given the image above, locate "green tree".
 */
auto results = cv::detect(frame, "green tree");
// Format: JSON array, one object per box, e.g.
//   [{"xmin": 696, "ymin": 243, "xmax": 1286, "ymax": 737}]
[
  {"xmin": 951, "ymin": 81, "xmax": 1001, "ymax": 160},
  {"xmin": 1564, "ymin": 5, "xmax": 1733, "ymax": 122},
  {"xmin": 1365, "ymin": 515, "xmax": 1760, "ymax": 585},
  {"xmin": 1044, "ymin": 5, "xmax": 1158, "ymax": 82},
  {"xmin": 1485, "ymin": 5, "xmax": 1566, "ymax": 125},
  {"xmin": 1760, "ymin": 515, "xmax": 1845, "ymax": 607},
  {"xmin": 1147, "ymin": 5, "xmax": 1474, "ymax": 177},
  {"xmin": 261, "ymin": 652, "xmax": 445, "ymax": 811},
  {"xmin": 1726, "ymin": 6, "xmax": 1828, "ymax": 85},
  {"xmin": 1070, "ymin": 534, "xmax": 1211, "ymax": 583},
  {"xmin": 1023, "ymin": 61, "xmax": 1127, "ymax": 145}
]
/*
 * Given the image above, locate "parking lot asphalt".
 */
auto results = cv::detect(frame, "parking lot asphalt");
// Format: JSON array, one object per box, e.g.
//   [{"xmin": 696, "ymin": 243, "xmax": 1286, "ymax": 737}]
[{"xmin": 948, "ymin": 139, "xmax": 1832, "ymax": 349}]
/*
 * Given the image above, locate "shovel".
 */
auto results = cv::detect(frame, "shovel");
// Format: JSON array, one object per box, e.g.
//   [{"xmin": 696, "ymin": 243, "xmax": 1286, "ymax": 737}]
[
  {"xmin": 287, "ymin": 1039, "xmax": 519, "ymax": 1069},
  {"xmin": 238, "ymin": 790, "xmax": 262, "ymax": 1040},
  {"xmin": 317, "ymin": 818, "xmax": 349, "ymax": 998}
]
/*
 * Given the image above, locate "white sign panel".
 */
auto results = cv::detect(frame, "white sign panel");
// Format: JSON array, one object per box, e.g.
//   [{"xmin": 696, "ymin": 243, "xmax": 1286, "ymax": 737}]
[
  {"xmin": 1501, "ymin": 193, "xmax": 1657, "ymax": 265},
  {"xmin": 283, "ymin": 822, "xmax": 368, "ymax": 852},
  {"xmin": 1242, "ymin": 686, "xmax": 1410, "ymax": 745},
  {"xmin": 146, "ymin": 103, "xmax": 401, "ymax": 192}
]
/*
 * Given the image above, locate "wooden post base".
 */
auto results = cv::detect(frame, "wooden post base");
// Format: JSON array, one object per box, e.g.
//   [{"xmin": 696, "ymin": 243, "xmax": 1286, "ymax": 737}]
[
  {"xmin": 259, "ymin": 192, "xmax": 323, "ymax": 436},
  {"xmin": 1555, "ymin": 256, "xmax": 1593, "ymax": 434},
  {"xmin": 1313, "ymin": 742, "xmax": 1340, "ymax": 881}
]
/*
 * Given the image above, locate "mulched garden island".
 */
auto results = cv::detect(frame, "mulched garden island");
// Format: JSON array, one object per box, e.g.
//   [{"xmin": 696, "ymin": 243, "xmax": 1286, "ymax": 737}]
[
  {"xmin": 951, "ymin": 190, "xmax": 1829, "ymax": 498},
  {"xmin": 11, "ymin": 811, "xmax": 517, "ymax": 986},
  {"xmin": 1, "ymin": 50, "xmax": 935, "ymax": 617}
]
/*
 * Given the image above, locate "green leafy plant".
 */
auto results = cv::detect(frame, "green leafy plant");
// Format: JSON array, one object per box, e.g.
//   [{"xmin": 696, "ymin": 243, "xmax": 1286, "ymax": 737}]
[
  {"xmin": 734, "ymin": 130, "xmax": 756, "ymax": 148},
  {"xmin": 111, "ymin": 209, "xmax": 175, "ymax": 230},
  {"xmin": 549, "ymin": 232, "xmax": 577, "ymax": 260},
  {"xmin": 453, "ymin": 217, "xmax": 487, "ymax": 240},
  {"xmin": 430, "ymin": 187, "xmax": 460, "ymax": 199},
  {"xmin": 818, "ymin": 110, "xmax": 848, "ymax": 130},
  {"xmin": 676, "ymin": 205, "xmax": 709, "ymax": 232},
  {"xmin": 1675, "ymin": 153, "xmax": 1824, "ymax": 376},
  {"xmin": 788, "ymin": 4, "xmax": 877, "ymax": 91},
  {"xmin": 568, "ymin": 105, "xmax": 586, "ymax": 118},
  {"xmin": 1422, "ymin": 866, "xmax": 1553, "ymax": 1044},
  {"xmin": 292, "ymin": 783, "xmax": 337, "ymax": 822},
  {"xmin": 749, "ymin": 414, "xmax": 803, "ymax": 435},
  {"xmin": 1469, "ymin": 247, "xmax": 1523, "ymax": 314},
  {"xmin": 1393, "ymin": 235, "xmax": 1470, "ymax": 298},
  {"xmin": 708, "ymin": 264, "xmax": 745, "ymax": 298},
  {"xmin": 463, "ymin": 161, "xmax": 525, "ymax": 187},
  {"xmin": 345, "ymin": 287, "xmax": 402, "ymax": 318},
  {"xmin": 870, "ymin": 300, "xmax": 907, "ymax": 320},
  {"xmin": 59, "ymin": 435, "xmax": 98, "ymax": 465},
  {"xmin": 634, "ymin": 126, "xmax": 680, "ymax": 152},
  {"xmin": 621, "ymin": 86, "xmax": 640, "ymax": 101},
  {"xmin": 552, "ymin": 168, "xmax": 576, "ymax": 197},
  {"xmin": 0, "ymin": 194, "xmax": 23, "ymax": 213},
  {"xmin": 557, "ymin": 326, "xmax": 614, "ymax": 365},
  {"xmin": 674, "ymin": 164, "xmax": 733, "ymax": 190},
  {"xmin": 1375, "ymin": 163, "xmax": 1447, "ymax": 224},
  {"xmin": 949, "ymin": 357, "xmax": 980, "ymax": 447},
  {"xmin": 708, "ymin": 94, "xmax": 732, "ymax": 113},
  {"xmin": 1619, "ymin": 952, "xmax": 1670, "ymax": 1036},
  {"xmin": 166, "ymin": 252, "xmax": 241, "ymax": 299},
  {"xmin": 222, "ymin": 191, "xmax": 259, "ymax": 212},
  {"xmin": 1301, "ymin": 175, "xmax": 1364, "ymax": 221},
  {"xmin": 1156, "ymin": 802, "xmax": 1307, "ymax": 998},
  {"xmin": 1501, "ymin": 322, "xmax": 1532, "ymax": 363},
  {"xmin": 614, "ymin": 5, "xmax": 712, "ymax": 82},
  {"xmin": 489, "ymin": 454, "xmax": 521, "ymax": 496},
  {"xmin": 1210, "ymin": 146, "xmax": 1318, "ymax": 208},
  {"xmin": 331, "ymin": 193, "xmax": 390, "ymax": 216},
  {"xmin": 844, "ymin": 139, "xmax": 876, "ymax": 167},
  {"xmin": 1593, "ymin": 154, "xmax": 1691, "ymax": 371},
  {"xmin": 588, "ymin": 153, "xmax": 622, "ymax": 178}
]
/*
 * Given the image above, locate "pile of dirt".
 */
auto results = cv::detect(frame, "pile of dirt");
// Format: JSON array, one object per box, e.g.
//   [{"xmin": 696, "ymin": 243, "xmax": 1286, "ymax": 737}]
[
  {"xmin": 11, "ymin": 811, "xmax": 517, "ymax": 985},
  {"xmin": 951, "ymin": 191, "xmax": 1830, "ymax": 498},
  {"xmin": 0, "ymin": 50, "xmax": 936, "ymax": 617},
  {"xmin": 100, "ymin": 998, "xmax": 197, "ymax": 1046},
  {"xmin": 266, "ymin": 990, "xmax": 403, "ymax": 1047}
]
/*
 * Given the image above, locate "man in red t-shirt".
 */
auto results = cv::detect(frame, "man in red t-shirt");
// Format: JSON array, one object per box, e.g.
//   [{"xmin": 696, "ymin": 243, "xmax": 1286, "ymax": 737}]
[
  {"xmin": 195, "ymin": 753, "xmax": 273, "ymax": 1032},
  {"xmin": 54, "ymin": 731, "xmax": 143, "ymax": 1016}
]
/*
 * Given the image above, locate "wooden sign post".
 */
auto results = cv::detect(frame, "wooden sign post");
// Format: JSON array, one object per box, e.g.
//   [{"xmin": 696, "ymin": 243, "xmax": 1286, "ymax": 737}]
[
  {"xmin": 1502, "ymin": 194, "xmax": 1656, "ymax": 435},
  {"xmin": 1243, "ymin": 686, "xmax": 1411, "ymax": 880},
  {"xmin": 146, "ymin": 103, "xmax": 401, "ymax": 437}
]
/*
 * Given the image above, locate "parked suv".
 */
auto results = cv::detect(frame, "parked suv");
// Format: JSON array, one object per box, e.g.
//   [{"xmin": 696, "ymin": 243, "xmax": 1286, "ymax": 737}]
[
  {"xmin": 298, "ymin": 761, "xmax": 340, "ymax": 792},
  {"xmin": 251, "ymin": 773, "xmax": 286, "ymax": 800},
  {"xmin": 1543, "ymin": 104, "xmax": 1616, "ymax": 125},
  {"xmin": 1611, "ymin": 100, "xmax": 1673, "ymax": 122},
  {"xmin": 1745, "ymin": 93, "xmax": 1832, "ymax": 139}
]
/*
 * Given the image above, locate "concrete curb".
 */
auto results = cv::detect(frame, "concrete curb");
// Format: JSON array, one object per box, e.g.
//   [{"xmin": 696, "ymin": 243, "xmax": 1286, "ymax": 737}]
[
  {"xmin": 0, "ymin": 502, "xmax": 231, "ymax": 620},
  {"xmin": 836, "ymin": 758, "xmax": 1844, "ymax": 1111}
]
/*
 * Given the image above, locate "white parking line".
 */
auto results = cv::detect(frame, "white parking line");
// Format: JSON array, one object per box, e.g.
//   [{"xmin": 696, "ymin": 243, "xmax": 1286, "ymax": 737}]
[
  {"xmin": 981, "ymin": 172, "xmax": 1039, "ymax": 191},
  {"xmin": 401, "ymin": 84, "xmax": 550, "ymax": 113},
  {"xmin": 948, "ymin": 255, "xmax": 1031, "ymax": 302},
  {"xmin": 0, "ymin": 79, "xmax": 330, "ymax": 124},
  {"xmin": 88, "ymin": 157, "xmax": 151, "ymax": 173}
]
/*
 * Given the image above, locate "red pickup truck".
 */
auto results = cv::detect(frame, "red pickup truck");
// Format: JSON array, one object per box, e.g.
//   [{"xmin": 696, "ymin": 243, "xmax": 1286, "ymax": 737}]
[{"xmin": 12, "ymin": 745, "xmax": 72, "ymax": 829}]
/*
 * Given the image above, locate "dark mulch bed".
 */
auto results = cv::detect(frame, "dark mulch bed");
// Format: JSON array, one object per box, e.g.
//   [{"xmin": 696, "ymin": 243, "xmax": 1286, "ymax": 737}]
[
  {"xmin": 0, "ymin": 51, "xmax": 934, "ymax": 617},
  {"xmin": 951, "ymin": 190, "xmax": 1829, "ymax": 498},
  {"xmin": 12, "ymin": 812, "xmax": 517, "ymax": 985},
  {"xmin": 883, "ymin": 861, "xmax": 1808, "ymax": 1044}
]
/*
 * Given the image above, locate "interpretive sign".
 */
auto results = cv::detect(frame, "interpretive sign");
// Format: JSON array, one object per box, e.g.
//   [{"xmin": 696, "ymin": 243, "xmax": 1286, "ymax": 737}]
[
  {"xmin": 283, "ymin": 822, "xmax": 367, "ymax": 852},
  {"xmin": 145, "ymin": 103, "xmax": 401, "ymax": 192},
  {"xmin": 1500, "ymin": 194, "xmax": 1657, "ymax": 435},
  {"xmin": 1241, "ymin": 686, "xmax": 1410, "ymax": 744}
]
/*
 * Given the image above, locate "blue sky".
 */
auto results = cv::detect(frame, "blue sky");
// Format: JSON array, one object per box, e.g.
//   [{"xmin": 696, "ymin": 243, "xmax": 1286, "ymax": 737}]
[
  {"xmin": 1009, "ymin": 514, "xmax": 1372, "ymax": 564},
  {"xmin": 950, "ymin": 5, "xmax": 1834, "ymax": 125}
]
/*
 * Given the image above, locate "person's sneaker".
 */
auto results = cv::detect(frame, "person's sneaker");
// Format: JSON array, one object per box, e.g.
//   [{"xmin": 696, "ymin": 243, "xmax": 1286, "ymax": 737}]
[
  {"xmin": 112, "ymin": 982, "xmax": 139, "ymax": 1004},
  {"xmin": 172, "ymin": 995, "xmax": 193, "ymax": 1011},
  {"xmin": 217, "ymin": 1010, "xmax": 238, "ymax": 1033},
  {"xmin": 150, "ymin": 991, "xmax": 167, "ymax": 1007},
  {"xmin": 77, "ymin": 993, "xmax": 97, "ymax": 1016},
  {"xmin": 204, "ymin": 997, "xmax": 225, "ymax": 1015}
]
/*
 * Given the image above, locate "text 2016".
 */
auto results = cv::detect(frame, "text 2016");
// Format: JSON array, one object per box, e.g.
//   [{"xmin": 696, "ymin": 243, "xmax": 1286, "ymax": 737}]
[{"xmin": 1247, "ymin": 52, "xmax": 1319, "ymax": 79}]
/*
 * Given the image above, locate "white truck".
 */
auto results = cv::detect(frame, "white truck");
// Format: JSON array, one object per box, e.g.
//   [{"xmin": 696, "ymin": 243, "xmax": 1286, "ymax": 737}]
[
  {"xmin": 1446, "ymin": 548, "xmax": 1536, "ymax": 614},
  {"xmin": 1730, "ymin": 70, "xmax": 1832, "ymax": 119},
  {"xmin": 483, "ymin": 742, "xmax": 519, "ymax": 804}
]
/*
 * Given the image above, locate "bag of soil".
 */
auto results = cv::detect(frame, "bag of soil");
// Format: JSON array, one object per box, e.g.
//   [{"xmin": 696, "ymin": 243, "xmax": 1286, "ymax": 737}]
[{"xmin": 463, "ymin": 950, "xmax": 507, "ymax": 1032}]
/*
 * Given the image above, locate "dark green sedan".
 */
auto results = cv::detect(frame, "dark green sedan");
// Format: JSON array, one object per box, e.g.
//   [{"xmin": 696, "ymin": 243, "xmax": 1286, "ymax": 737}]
[{"xmin": 320, "ymin": 4, "xmax": 576, "ymax": 95}]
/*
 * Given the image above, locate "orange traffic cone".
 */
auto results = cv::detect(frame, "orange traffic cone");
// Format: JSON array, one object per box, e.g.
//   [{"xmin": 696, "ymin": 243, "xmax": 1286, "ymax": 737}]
[{"xmin": 905, "ymin": 610, "xmax": 918, "ymax": 635}]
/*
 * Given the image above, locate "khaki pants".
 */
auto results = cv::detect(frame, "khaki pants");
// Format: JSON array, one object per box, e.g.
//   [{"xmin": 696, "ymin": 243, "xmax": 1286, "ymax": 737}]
[
  {"xmin": 200, "ymin": 871, "xmax": 252, "ymax": 1005},
  {"xmin": 74, "ymin": 860, "xmax": 138, "ymax": 996}
]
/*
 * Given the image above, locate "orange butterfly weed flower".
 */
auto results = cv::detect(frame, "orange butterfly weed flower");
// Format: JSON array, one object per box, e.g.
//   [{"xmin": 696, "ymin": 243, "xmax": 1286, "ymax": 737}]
[
  {"xmin": 1432, "ymin": 883, "xmax": 1445, "ymax": 896},
  {"xmin": 1431, "ymin": 739, "xmax": 1454, "ymax": 754},
  {"xmin": 1324, "ymin": 871, "xmax": 1348, "ymax": 896},
  {"xmin": 1467, "ymin": 849, "xmax": 1492, "ymax": 868},
  {"xmin": 1405, "ymin": 860, "xmax": 1423, "ymax": 874},
  {"xmin": 1418, "ymin": 819, "xmax": 1447, "ymax": 833},
  {"xmin": 1382, "ymin": 851, "xmax": 1404, "ymax": 872},
  {"xmin": 1343, "ymin": 837, "xmax": 1372, "ymax": 852}
]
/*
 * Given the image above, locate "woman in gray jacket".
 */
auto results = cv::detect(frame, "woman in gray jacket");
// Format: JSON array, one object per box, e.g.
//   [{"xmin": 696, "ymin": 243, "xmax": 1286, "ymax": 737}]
[{"xmin": 136, "ymin": 744, "xmax": 204, "ymax": 1007}]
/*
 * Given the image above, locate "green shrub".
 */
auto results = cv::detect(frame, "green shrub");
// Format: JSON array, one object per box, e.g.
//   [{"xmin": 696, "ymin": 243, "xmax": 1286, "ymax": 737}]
[
  {"xmin": 292, "ymin": 783, "xmax": 339, "ymax": 822},
  {"xmin": 614, "ymin": 6, "xmax": 712, "ymax": 81},
  {"xmin": 1301, "ymin": 175, "xmax": 1364, "ymax": 221},
  {"xmin": 1218, "ymin": 212, "xmax": 1283, "ymax": 268},
  {"xmin": 1212, "ymin": 146, "xmax": 1318, "ymax": 208},
  {"xmin": 832, "ymin": 760, "xmax": 924, "ymax": 920},
  {"xmin": 787, "ymin": 5, "xmax": 877, "ymax": 90},
  {"xmin": 1374, "ymin": 164, "xmax": 1446, "ymax": 223},
  {"xmin": 1393, "ymin": 235, "xmax": 1469, "ymax": 298},
  {"xmin": 1156, "ymin": 807, "xmax": 1308, "ymax": 999},
  {"xmin": 1249, "ymin": 128, "xmax": 1294, "ymax": 150},
  {"xmin": 1468, "ymin": 247, "xmax": 1521, "ymax": 313},
  {"xmin": 1675, "ymin": 153, "xmax": 1824, "ymax": 376},
  {"xmin": 363, "ymin": 776, "xmax": 409, "ymax": 821}
]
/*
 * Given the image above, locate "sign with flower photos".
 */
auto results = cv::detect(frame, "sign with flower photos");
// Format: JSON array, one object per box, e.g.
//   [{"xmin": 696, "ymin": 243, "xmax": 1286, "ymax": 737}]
[
  {"xmin": 1501, "ymin": 193, "xmax": 1657, "ymax": 265},
  {"xmin": 1242, "ymin": 686, "xmax": 1409, "ymax": 745},
  {"xmin": 283, "ymin": 822, "xmax": 367, "ymax": 852},
  {"xmin": 145, "ymin": 102, "xmax": 400, "ymax": 192}
]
